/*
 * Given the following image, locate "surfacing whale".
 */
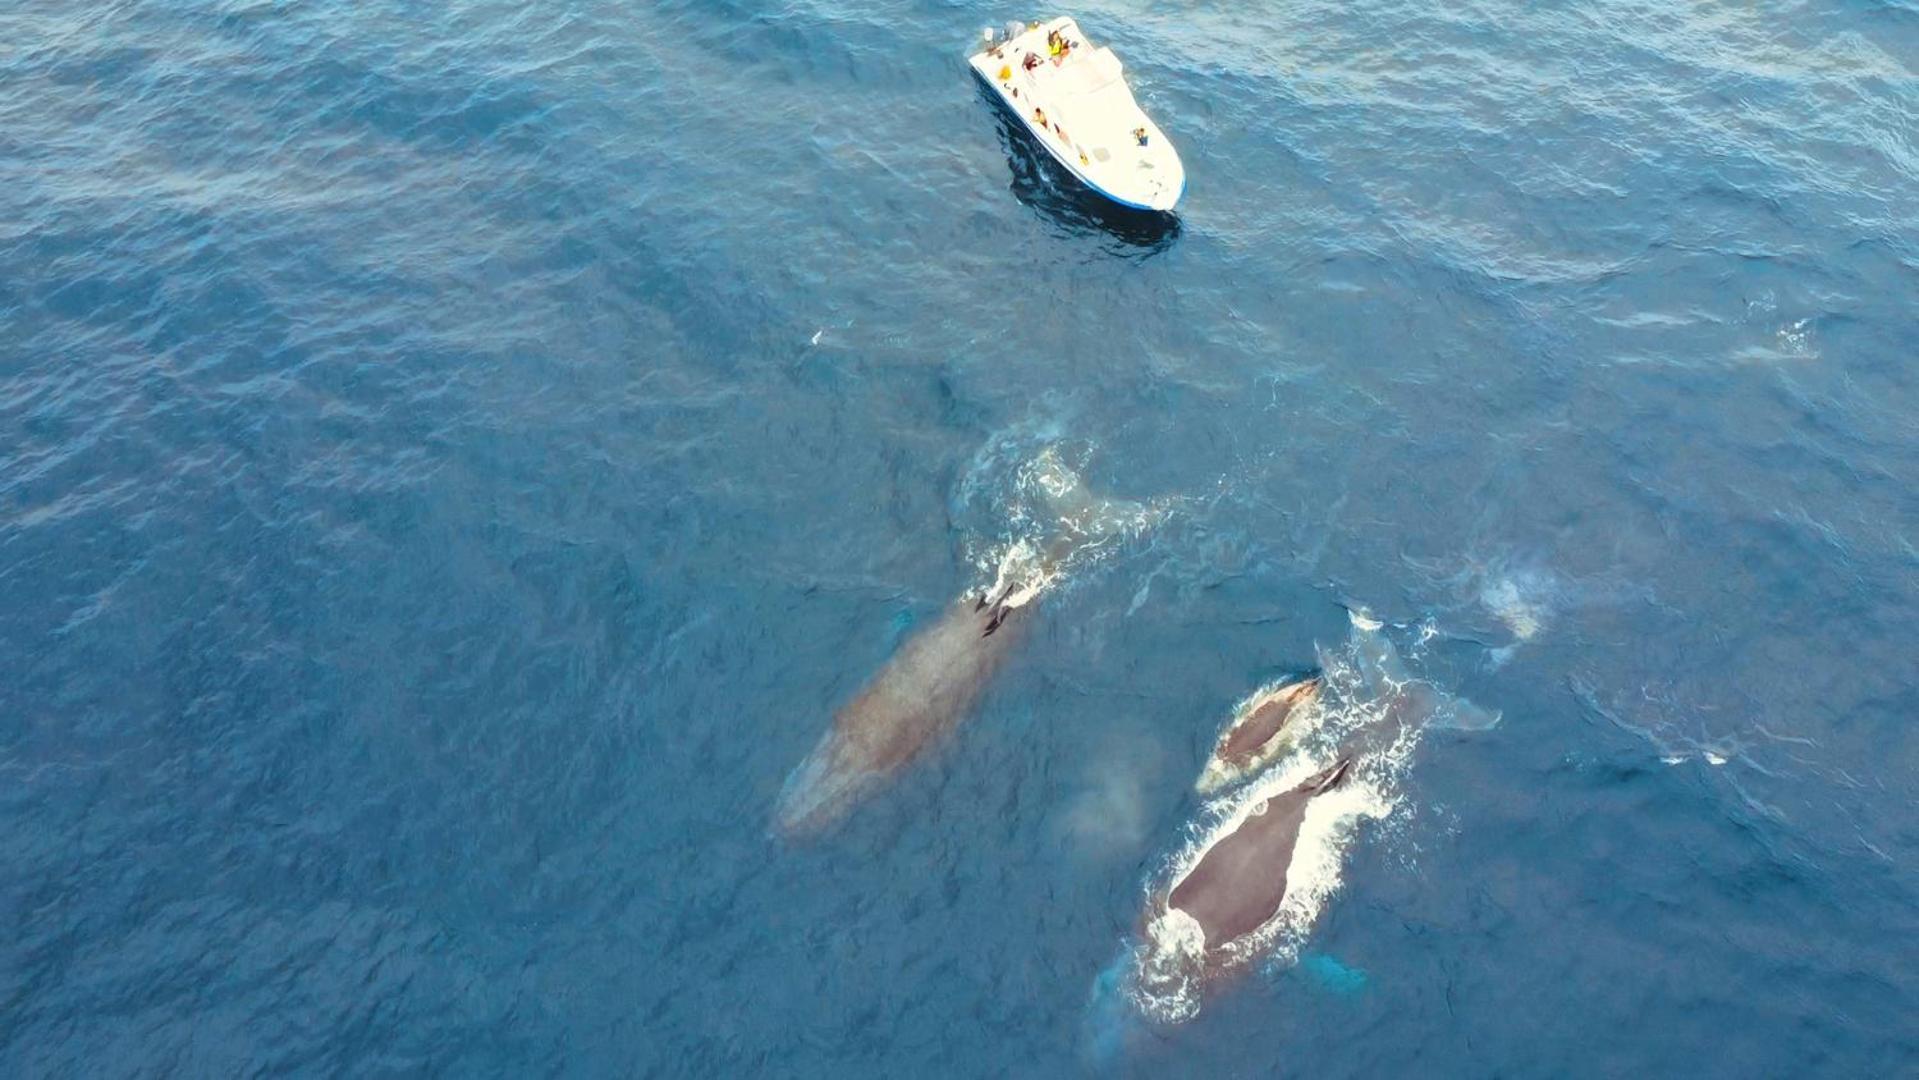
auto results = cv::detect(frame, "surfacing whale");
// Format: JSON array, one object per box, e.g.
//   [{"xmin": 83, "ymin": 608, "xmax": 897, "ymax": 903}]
[
  {"xmin": 1194, "ymin": 674, "xmax": 1324, "ymax": 795},
  {"xmin": 1169, "ymin": 757, "xmax": 1351, "ymax": 951}
]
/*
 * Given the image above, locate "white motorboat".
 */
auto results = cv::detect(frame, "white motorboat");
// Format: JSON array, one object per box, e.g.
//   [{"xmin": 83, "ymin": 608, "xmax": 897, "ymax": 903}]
[{"xmin": 970, "ymin": 17, "xmax": 1184, "ymax": 213}]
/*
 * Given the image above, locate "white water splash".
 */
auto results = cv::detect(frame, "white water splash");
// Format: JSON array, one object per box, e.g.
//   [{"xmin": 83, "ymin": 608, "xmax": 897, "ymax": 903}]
[
  {"xmin": 956, "ymin": 436, "xmax": 1173, "ymax": 606},
  {"xmin": 1130, "ymin": 907, "xmax": 1206, "ymax": 1026},
  {"xmin": 977, "ymin": 539, "xmax": 1056, "ymax": 610},
  {"xmin": 1409, "ymin": 548, "xmax": 1656, "ymax": 671}
]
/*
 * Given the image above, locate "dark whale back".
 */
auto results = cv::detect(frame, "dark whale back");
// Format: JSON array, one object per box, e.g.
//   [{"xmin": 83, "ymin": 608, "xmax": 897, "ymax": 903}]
[{"xmin": 1167, "ymin": 759, "xmax": 1351, "ymax": 949}]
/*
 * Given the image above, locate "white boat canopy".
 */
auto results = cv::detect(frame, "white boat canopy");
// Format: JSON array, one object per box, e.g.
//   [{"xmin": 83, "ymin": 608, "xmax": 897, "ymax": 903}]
[{"xmin": 970, "ymin": 17, "xmax": 1185, "ymax": 212}]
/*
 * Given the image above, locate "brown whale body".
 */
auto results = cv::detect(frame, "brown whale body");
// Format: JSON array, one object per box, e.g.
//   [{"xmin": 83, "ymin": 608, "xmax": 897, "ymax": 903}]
[
  {"xmin": 1195, "ymin": 675, "xmax": 1324, "ymax": 795},
  {"xmin": 774, "ymin": 597, "xmax": 1026, "ymax": 837},
  {"xmin": 1167, "ymin": 758, "xmax": 1351, "ymax": 952},
  {"xmin": 1216, "ymin": 676, "xmax": 1321, "ymax": 766}
]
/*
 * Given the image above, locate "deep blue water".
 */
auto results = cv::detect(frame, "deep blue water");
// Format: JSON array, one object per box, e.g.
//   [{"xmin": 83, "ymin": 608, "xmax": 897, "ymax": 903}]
[{"xmin": 4, "ymin": 0, "xmax": 1917, "ymax": 1074}]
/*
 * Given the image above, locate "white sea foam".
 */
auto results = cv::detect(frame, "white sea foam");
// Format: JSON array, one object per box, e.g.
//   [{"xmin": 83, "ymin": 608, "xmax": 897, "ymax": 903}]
[
  {"xmin": 1405, "ymin": 550, "xmax": 1563, "ymax": 655},
  {"xmin": 957, "ymin": 436, "xmax": 1172, "ymax": 605},
  {"xmin": 1569, "ymin": 675, "xmax": 1765, "ymax": 777},
  {"xmin": 1131, "ymin": 907, "xmax": 1205, "ymax": 1025}
]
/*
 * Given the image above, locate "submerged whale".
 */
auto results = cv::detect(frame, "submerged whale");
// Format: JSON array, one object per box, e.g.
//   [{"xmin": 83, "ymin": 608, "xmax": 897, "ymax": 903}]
[
  {"xmin": 773, "ymin": 577, "xmax": 1040, "ymax": 838},
  {"xmin": 1194, "ymin": 674, "xmax": 1324, "ymax": 795},
  {"xmin": 767, "ymin": 443, "xmax": 1159, "ymax": 840},
  {"xmin": 775, "ymin": 444, "xmax": 1169, "ymax": 839}
]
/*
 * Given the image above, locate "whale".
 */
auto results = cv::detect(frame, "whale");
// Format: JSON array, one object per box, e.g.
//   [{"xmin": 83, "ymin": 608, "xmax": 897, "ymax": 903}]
[
  {"xmin": 774, "ymin": 444, "xmax": 1168, "ymax": 839},
  {"xmin": 1083, "ymin": 756, "xmax": 1356, "ymax": 1047},
  {"xmin": 1167, "ymin": 757, "xmax": 1352, "ymax": 960},
  {"xmin": 773, "ymin": 576, "xmax": 1041, "ymax": 838},
  {"xmin": 1194, "ymin": 674, "xmax": 1324, "ymax": 795}
]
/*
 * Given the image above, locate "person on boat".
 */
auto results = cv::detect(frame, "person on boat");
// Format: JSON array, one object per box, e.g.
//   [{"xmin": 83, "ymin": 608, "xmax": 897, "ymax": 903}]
[
  {"xmin": 1022, "ymin": 51, "xmax": 1040, "ymax": 72},
  {"xmin": 1033, "ymin": 107, "xmax": 1047, "ymax": 127},
  {"xmin": 1046, "ymin": 29, "xmax": 1062, "ymax": 56},
  {"xmin": 1133, "ymin": 126, "xmax": 1150, "ymax": 146}
]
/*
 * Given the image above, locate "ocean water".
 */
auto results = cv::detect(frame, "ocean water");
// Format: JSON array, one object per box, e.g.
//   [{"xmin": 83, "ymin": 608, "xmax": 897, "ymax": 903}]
[{"xmin": 3, "ymin": 0, "xmax": 1916, "ymax": 1074}]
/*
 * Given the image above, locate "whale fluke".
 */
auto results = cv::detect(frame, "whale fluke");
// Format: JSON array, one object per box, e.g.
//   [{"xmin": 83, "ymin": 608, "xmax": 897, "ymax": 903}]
[{"xmin": 1339, "ymin": 610, "xmax": 1502, "ymax": 734}]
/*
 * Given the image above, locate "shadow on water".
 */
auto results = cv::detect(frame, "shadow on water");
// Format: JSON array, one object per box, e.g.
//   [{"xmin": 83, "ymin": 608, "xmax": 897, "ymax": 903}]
[{"xmin": 978, "ymin": 85, "xmax": 1181, "ymax": 258}]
